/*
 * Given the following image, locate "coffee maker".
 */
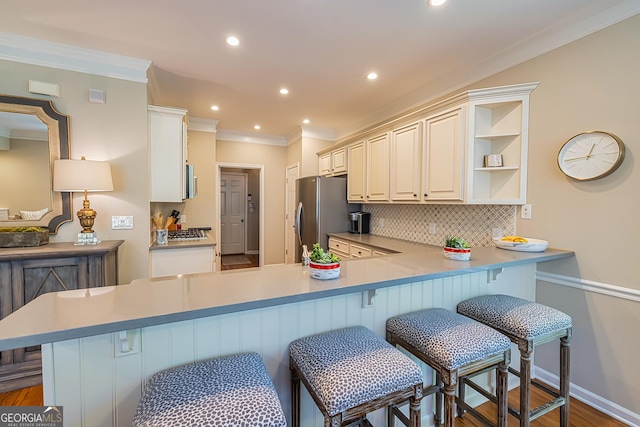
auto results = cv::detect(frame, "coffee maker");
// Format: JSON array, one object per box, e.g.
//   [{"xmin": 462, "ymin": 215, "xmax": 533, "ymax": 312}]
[{"xmin": 348, "ymin": 211, "xmax": 370, "ymax": 234}]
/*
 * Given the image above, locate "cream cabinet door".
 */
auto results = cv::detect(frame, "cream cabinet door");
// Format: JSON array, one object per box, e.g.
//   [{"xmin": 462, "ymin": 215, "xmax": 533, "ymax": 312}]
[
  {"xmin": 423, "ymin": 108, "xmax": 464, "ymax": 201},
  {"xmin": 150, "ymin": 247, "xmax": 214, "ymax": 278},
  {"xmin": 149, "ymin": 106, "xmax": 188, "ymax": 202},
  {"xmin": 331, "ymin": 147, "xmax": 347, "ymax": 175},
  {"xmin": 391, "ymin": 122, "xmax": 421, "ymax": 201},
  {"xmin": 366, "ymin": 133, "xmax": 390, "ymax": 202},
  {"xmin": 347, "ymin": 141, "xmax": 366, "ymax": 202},
  {"xmin": 318, "ymin": 153, "xmax": 332, "ymax": 176}
]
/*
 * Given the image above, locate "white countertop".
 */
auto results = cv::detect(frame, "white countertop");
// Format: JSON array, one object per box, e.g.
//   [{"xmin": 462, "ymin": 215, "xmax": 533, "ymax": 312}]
[{"xmin": 0, "ymin": 244, "xmax": 573, "ymax": 351}]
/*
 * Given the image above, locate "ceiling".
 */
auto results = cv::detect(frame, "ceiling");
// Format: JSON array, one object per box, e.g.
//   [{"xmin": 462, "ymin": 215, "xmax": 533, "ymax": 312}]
[{"xmin": 1, "ymin": 0, "xmax": 639, "ymax": 142}]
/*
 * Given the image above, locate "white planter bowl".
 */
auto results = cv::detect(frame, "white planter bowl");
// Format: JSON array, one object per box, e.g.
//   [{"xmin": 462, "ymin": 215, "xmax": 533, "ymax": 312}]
[
  {"xmin": 309, "ymin": 261, "xmax": 341, "ymax": 280},
  {"xmin": 443, "ymin": 247, "xmax": 471, "ymax": 261}
]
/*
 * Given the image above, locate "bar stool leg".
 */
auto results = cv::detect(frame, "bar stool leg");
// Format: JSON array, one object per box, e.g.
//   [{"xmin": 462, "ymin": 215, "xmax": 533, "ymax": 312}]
[
  {"xmin": 457, "ymin": 376, "xmax": 466, "ymax": 418},
  {"xmin": 497, "ymin": 359, "xmax": 509, "ymax": 427},
  {"xmin": 520, "ymin": 350, "xmax": 532, "ymax": 427},
  {"xmin": 290, "ymin": 365, "xmax": 301, "ymax": 427},
  {"xmin": 435, "ymin": 372, "xmax": 443, "ymax": 425},
  {"xmin": 410, "ymin": 387, "xmax": 422, "ymax": 427},
  {"xmin": 443, "ymin": 382, "xmax": 456, "ymax": 427},
  {"xmin": 560, "ymin": 334, "xmax": 571, "ymax": 427}
]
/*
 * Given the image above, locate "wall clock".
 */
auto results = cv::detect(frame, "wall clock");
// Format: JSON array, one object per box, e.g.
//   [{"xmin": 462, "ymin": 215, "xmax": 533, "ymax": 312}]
[{"xmin": 557, "ymin": 131, "xmax": 625, "ymax": 181}]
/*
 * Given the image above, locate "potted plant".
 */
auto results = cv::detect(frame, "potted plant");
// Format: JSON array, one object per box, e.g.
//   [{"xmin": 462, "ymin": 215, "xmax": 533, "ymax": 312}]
[
  {"xmin": 308, "ymin": 243, "xmax": 341, "ymax": 280},
  {"xmin": 444, "ymin": 236, "xmax": 471, "ymax": 261}
]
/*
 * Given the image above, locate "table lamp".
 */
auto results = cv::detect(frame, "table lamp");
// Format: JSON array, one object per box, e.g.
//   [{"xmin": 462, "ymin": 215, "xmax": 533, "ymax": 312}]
[{"xmin": 53, "ymin": 156, "xmax": 113, "ymax": 244}]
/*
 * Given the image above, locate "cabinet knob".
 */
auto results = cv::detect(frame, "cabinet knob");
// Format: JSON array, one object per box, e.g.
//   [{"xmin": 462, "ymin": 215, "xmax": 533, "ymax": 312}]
[
  {"xmin": 413, "ymin": 194, "xmax": 417, "ymax": 197},
  {"xmin": 424, "ymin": 194, "xmax": 428, "ymax": 197}
]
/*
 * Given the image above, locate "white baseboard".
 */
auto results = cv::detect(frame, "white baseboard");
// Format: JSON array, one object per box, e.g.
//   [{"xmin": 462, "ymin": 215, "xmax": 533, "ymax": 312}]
[
  {"xmin": 245, "ymin": 250, "xmax": 260, "ymax": 255},
  {"xmin": 535, "ymin": 367, "xmax": 640, "ymax": 427}
]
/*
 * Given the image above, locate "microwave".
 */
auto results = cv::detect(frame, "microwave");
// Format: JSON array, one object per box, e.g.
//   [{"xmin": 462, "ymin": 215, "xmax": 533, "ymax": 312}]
[{"xmin": 185, "ymin": 164, "xmax": 197, "ymax": 199}]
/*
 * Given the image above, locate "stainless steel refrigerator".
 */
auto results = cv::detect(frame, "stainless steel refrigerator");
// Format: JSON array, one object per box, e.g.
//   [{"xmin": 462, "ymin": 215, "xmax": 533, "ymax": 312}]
[{"xmin": 294, "ymin": 176, "xmax": 360, "ymax": 263}]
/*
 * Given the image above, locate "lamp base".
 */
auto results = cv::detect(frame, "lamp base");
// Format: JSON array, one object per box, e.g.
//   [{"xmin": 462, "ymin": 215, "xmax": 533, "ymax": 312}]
[{"xmin": 74, "ymin": 232, "xmax": 101, "ymax": 246}]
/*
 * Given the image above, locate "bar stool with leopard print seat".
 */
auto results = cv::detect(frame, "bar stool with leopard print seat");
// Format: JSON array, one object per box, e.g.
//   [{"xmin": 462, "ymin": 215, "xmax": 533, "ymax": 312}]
[
  {"xmin": 132, "ymin": 352, "xmax": 287, "ymax": 427},
  {"xmin": 386, "ymin": 308, "xmax": 512, "ymax": 427},
  {"xmin": 457, "ymin": 294, "xmax": 572, "ymax": 427},
  {"xmin": 288, "ymin": 325, "xmax": 423, "ymax": 427}
]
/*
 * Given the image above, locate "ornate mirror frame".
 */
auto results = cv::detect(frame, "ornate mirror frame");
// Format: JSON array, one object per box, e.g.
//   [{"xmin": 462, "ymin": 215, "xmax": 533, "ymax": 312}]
[{"xmin": 0, "ymin": 94, "xmax": 72, "ymax": 233}]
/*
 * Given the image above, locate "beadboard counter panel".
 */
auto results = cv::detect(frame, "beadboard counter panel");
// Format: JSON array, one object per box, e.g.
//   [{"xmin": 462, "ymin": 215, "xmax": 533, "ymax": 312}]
[{"xmin": 0, "ymin": 246, "xmax": 572, "ymax": 352}]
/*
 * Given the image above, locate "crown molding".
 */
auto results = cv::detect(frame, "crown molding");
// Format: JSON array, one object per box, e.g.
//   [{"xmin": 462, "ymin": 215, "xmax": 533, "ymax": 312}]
[
  {"xmin": 188, "ymin": 117, "xmax": 218, "ymax": 133},
  {"xmin": 0, "ymin": 32, "xmax": 151, "ymax": 83},
  {"xmin": 301, "ymin": 125, "xmax": 335, "ymax": 141},
  {"xmin": 217, "ymin": 128, "xmax": 287, "ymax": 146}
]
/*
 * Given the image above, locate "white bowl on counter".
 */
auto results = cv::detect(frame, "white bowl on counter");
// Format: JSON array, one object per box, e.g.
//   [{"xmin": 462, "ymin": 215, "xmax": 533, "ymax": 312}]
[{"xmin": 493, "ymin": 238, "xmax": 548, "ymax": 252}]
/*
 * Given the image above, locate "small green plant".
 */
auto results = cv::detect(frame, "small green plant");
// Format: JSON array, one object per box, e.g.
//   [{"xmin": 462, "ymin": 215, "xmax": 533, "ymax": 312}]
[
  {"xmin": 309, "ymin": 243, "xmax": 340, "ymax": 264},
  {"xmin": 444, "ymin": 236, "xmax": 470, "ymax": 249}
]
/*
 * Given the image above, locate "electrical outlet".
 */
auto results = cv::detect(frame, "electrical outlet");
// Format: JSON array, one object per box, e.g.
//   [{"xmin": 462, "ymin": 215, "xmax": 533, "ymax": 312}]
[
  {"xmin": 112, "ymin": 216, "xmax": 134, "ymax": 229},
  {"xmin": 521, "ymin": 204, "xmax": 532, "ymax": 219},
  {"xmin": 429, "ymin": 223, "xmax": 437, "ymax": 235},
  {"xmin": 492, "ymin": 228, "xmax": 503, "ymax": 239}
]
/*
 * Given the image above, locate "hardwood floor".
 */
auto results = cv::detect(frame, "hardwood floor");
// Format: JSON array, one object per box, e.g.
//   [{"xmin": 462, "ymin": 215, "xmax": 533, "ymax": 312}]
[
  {"xmin": 0, "ymin": 383, "xmax": 628, "ymax": 426},
  {"xmin": 220, "ymin": 253, "xmax": 259, "ymax": 271},
  {"xmin": 0, "ymin": 385, "xmax": 43, "ymax": 406},
  {"xmin": 453, "ymin": 384, "xmax": 627, "ymax": 427}
]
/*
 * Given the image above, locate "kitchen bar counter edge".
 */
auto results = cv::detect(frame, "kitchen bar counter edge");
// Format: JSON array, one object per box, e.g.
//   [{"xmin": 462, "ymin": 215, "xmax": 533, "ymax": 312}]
[{"xmin": 0, "ymin": 246, "xmax": 573, "ymax": 351}]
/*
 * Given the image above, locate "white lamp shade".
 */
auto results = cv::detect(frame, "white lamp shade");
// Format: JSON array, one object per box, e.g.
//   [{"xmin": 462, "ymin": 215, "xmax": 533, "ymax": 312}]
[{"xmin": 53, "ymin": 159, "xmax": 114, "ymax": 192}]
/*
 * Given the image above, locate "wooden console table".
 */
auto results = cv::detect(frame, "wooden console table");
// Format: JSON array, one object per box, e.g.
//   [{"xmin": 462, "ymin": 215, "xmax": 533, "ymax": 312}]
[{"xmin": 0, "ymin": 240, "xmax": 123, "ymax": 392}]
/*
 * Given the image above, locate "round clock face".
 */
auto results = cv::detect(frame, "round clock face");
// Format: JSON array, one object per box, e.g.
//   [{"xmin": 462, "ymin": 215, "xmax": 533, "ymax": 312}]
[{"xmin": 557, "ymin": 131, "xmax": 625, "ymax": 181}]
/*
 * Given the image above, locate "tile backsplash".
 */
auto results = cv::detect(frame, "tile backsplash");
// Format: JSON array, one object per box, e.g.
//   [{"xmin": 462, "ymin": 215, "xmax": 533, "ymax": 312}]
[{"xmin": 363, "ymin": 204, "xmax": 516, "ymax": 247}]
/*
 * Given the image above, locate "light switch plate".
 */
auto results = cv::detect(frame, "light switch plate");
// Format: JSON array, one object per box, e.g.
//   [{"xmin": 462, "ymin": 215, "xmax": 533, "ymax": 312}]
[{"xmin": 112, "ymin": 216, "xmax": 134, "ymax": 229}]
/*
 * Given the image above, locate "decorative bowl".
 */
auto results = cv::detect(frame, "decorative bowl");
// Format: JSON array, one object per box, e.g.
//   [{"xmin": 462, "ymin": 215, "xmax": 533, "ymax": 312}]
[
  {"xmin": 309, "ymin": 261, "xmax": 341, "ymax": 280},
  {"xmin": 443, "ymin": 246, "xmax": 471, "ymax": 261}
]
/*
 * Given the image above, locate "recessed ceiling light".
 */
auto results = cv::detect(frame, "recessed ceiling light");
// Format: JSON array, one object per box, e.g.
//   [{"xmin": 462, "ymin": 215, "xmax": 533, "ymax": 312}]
[
  {"xmin": 428, "ymin": 0, "xmax": 447, "ymax": 6},
  {"xmin": 302, "ymin": 119, "xmax": 310, "ymax": 124},
  {"xmin": 367, "ymin": 72, "xmax": 378, "ymax": 80},
  {"xmin": 226, "ymin": 36, "xmax": 240, "ymax": 46},
  {"xmin": 254, "ymin": 125, "xmax": 261, "ymax": 130},
  {"xmin": 280, "ymin": 88, "xmax": 289, "ymax": 95},
  {"xmin": 211, "ymin": 105, "xmax": 220, "ymax": 111}
]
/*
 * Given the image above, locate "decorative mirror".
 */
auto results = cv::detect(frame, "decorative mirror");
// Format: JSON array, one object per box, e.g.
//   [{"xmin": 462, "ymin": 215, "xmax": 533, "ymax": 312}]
[{"xmin": 0, "ymin": 94, "xmax": 71, "ymax": 233}]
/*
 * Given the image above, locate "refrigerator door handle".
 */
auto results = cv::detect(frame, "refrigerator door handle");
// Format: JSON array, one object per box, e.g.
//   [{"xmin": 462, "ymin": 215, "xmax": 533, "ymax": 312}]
[{"xmin": 295, "ymin": 202, "xmax": 303, "ymax": 245}]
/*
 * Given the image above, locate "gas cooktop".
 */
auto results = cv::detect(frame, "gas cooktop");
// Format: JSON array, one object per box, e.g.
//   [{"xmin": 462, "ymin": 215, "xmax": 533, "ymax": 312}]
[{"xmin": 167, "ymin": 228, "xmax": 207, "ymax": 241}]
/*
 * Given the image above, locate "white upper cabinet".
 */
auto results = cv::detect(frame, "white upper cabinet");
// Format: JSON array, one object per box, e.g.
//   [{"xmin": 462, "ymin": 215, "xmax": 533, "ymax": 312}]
[
  {"xmin": 366, "ymin": 133, "xmax": 390, "ymax": 202},
  {"xmin": 319, "ymin": 152, "xmax": 332, "ymax": 176},
  {"xmin": 319, "ymin": 146, "xmax": 348, "ymax": 176},
  {"xmin": 149, "ymin": 105, "xmax": 188, "ymax": 202},
  {"xmin": 391, "ymin": 122, "xmax": 422, "ymax": 201},
  {"xmin": 347, "ymin": 141, "xmax": 366, "ymax": 202},
  {"xmin": 337, "ymin": 82, "xmax": 537, "ymax": 205},
  {"xmin": 423, "ymin": 108, "xmax": 464, "ymax": 201}
]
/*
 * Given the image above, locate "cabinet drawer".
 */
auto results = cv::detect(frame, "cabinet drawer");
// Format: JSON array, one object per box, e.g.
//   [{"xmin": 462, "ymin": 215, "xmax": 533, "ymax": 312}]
[
  {"xmin": 350, "ymin": 244, "xmax": 372, "ymax": 258},
  {"xmin": 328, "ymin": 238, "xmax": 350, "ymax": 254}
]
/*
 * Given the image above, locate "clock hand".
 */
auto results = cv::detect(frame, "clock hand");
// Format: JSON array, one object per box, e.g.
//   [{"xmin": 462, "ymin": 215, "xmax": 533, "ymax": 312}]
[
  {"xmin": 564, "ymin": 155, "xmax": 590, "ymax": 162},
  {"xmin": 586, "ymin": 143, "xmax": 596, "ymax": 159}
]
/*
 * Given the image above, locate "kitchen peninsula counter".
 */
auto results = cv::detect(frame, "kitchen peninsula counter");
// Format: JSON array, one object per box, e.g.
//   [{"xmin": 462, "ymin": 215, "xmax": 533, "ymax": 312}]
[
  {"xmin": 0, "ymin": 243, "xmax": 574, "ymax": 426},
  {"xmin": 0, "ymin": 245, "xmax": 572, "ymax": 352}
]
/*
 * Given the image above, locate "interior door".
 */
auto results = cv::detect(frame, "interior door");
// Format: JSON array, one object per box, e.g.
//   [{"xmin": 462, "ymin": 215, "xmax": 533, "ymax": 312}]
[
  {"xmin": 285, "ymin": 164, "xmax": 299, "ymax": 264},
  {"xmin": 220, "ymin": 173, "xmax": 246, "ymax": 255}
]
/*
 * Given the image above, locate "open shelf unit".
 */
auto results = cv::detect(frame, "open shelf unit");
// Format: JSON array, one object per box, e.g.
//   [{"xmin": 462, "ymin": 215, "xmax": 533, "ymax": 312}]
[{"xmin": 466, "ymin": 84, "xmax": 537, "ymax": 204}]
